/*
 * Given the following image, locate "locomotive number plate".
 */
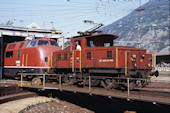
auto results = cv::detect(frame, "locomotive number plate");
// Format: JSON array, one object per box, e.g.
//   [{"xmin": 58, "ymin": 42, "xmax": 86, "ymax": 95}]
[{"xmin": 98, "ymin": 59, "xmax": 113, "ymax": 63}]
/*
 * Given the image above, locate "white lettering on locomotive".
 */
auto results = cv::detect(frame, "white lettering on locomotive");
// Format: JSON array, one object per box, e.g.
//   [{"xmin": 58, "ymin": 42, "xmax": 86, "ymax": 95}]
[{"xmin": 98, "ymin": 59, "xmax": 114, "ymax": 63}]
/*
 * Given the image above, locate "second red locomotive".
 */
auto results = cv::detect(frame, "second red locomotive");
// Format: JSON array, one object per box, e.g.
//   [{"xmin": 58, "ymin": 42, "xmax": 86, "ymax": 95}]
[{"xmin": 53, "ymin": 34, "xmax": 158, "ymax": 89}]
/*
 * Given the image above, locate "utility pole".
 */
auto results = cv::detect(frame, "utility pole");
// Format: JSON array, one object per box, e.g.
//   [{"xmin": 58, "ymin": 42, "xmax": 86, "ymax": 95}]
[
  {"xmin": 0, "ymin": 33, "xmax": 3, "ymax": 80},
  {"xmin": 152, "ymin": 24, "xmax": 157, "ymax": 53},
  {"xmin": 136, "ymin": 0, "xmax": 145, "ymax": 48}
]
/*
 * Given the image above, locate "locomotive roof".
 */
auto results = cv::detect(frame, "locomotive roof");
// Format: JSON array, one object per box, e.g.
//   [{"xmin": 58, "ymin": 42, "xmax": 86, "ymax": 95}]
[
  {"xmin": 8, "ymin": 38, "xmax": 56, "ymax": 44},
  {"xmin": 6, "ymin": 38, "xmax": 57, "ymax": 50},
  {"xmin": 72, "ymin": 34, "xmax": 119, "ymax": 40}
]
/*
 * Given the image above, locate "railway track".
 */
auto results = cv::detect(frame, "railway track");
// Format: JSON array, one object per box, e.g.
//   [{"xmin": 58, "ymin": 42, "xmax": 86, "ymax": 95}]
[
  {"xmin": 1, "ymin": 79, "xmax": 170, "ymax": 105},
  {"xmin": 0, "ymin": 83, "xmax": 37, "ymax": 104}
]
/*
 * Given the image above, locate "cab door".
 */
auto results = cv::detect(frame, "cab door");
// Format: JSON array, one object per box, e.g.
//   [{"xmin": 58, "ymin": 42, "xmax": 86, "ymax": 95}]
[
  {"xmin": 75, "ymin": 50, "xmax": 81, "ymax": 69},
  {"xmin": 71, "ymin": 40, "xmax": 82, "ymax": 72},
  {"xmin": 85, "ymin": 50, "xmax": 94, "ymax": 68}
]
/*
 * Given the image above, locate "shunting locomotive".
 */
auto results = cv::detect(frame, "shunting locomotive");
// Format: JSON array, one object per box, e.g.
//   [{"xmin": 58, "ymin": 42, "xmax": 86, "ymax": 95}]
[{"xmin": 53, "ymin": 33, "xmax": 158, "ymax": 89}]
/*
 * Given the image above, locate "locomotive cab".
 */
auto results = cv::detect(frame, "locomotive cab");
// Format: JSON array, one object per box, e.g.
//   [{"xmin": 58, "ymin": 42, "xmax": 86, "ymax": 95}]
[
  {"xmin": 70, "ymin": 34, "xmax": 118, "ymax": 50},
  {"xmin": 86, "ymin": 34, "xmax": 118, "ymax": 47}
]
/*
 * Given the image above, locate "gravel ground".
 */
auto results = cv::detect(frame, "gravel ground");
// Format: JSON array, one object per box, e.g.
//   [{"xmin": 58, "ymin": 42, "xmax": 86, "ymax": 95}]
[
  {"xmin": 0, "ymin": 96, "xmax": 93, "ymax": 113},
  {"xmin": 23, "ymin": 99, "xmax": 94, "ymax": 113},
  {"xmin": 0, "ymin": 96, "xmax": 54, "ymax": 113}
]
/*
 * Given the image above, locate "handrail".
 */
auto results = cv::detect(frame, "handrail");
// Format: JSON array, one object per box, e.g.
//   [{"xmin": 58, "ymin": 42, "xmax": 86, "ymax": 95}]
[
  {"xmin": 72, "ymin": 50, "xmax": 74, "ymax": 72},
  {"xmin": 79, "ymin": 50, "xmax": 82, "ymax": 72}
]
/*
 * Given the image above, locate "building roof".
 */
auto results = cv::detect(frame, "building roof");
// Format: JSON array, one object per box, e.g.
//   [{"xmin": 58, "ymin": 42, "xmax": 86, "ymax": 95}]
[
  {"xmin": 156, "ymin": 46, "xmax": 170, "ymax": 56},
  {"xmin": 27, "ymin": 23, "xmax": 40, "ymax": 29},
  {"xmin": 0, "ymin": 25, "xmax": 63, "ymax": 39},
  {"xmin": 0, "ymin": 25, "xmax": 63, "ymax": 34}
]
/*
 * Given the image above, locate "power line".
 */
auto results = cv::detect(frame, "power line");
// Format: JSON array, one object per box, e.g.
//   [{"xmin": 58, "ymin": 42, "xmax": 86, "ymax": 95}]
[{"xmin": 0, "ymin": 0, "xmax": 150, "ymax": 36}]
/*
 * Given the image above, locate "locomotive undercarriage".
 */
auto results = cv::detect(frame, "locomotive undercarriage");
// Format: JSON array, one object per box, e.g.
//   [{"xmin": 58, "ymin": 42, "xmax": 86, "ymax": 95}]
[
  {"xmin": 6, "ymin": 67, "xmax": 158, "ymax": 90},
  {"xmin": 4, "ymin": 67, "xmax": 54, "ymax": 83},
  {"xmin": 53, "ymin": 68, "xmax": 156, "ymax": 90}
]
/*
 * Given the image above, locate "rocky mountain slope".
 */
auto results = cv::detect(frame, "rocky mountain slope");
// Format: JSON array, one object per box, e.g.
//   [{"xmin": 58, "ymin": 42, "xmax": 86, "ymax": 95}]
[{"xmin": 101, "ymin": 0, "xmax": 169, "ymax": 53}]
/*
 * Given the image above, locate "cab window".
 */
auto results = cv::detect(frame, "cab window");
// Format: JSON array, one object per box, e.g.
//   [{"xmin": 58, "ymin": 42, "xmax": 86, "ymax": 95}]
[
  {"xmin": 26, "ymin": 40, "xmax": 37, "ymax": 48},
  {"xmin": 6, "ymin": 51, "xmax": 13, "ymax": 58},
  {"xmin": 86, "ymin": 36, "xmax": 114, "ymax": 47},
  {"xmin": 104, "ymin": 43, "xmax": 110, "ymax": 47},
  {"xmin": 38, "ymin": 40, "xmax": 49, "ymax": 46},
  {"xmin": 87, "ymin": 39, "xmax": 95, "ymax": 47},
  {"xmin": 50, "ymin": 41, "xmax": 58, "ymax": 47}
]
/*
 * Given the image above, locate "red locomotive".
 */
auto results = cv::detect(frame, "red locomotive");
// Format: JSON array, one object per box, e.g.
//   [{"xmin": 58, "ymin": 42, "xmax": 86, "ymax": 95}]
[
  {"xmin": 4, "ymin": 38, "xmax": 61, "ymax": 79},
  {"xmin": 4, "ymin": 24, "xmax": 158, "ymax": 89},
  {"xmin": 52, "ymin": 34, "xmax": 158, "ymax": 89},
  {"xmin": 4, "ymin": 34, "xmax": 158, "ymax": 89}
]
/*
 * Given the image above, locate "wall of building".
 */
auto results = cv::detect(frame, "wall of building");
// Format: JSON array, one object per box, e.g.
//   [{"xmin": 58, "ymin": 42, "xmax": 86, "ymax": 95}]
[{"xmin": 156, "ymin": 55, "xmax": 170, "ymax": 72}]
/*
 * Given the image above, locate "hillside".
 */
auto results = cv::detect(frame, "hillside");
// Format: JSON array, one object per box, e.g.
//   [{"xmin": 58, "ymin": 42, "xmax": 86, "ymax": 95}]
[{"xmin": 101, "ymin": 0, "xmax": 169, "ymax": 53}]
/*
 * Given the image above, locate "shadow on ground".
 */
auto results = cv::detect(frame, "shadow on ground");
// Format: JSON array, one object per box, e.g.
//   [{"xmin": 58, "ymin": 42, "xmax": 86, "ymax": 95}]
[{"xmin": 24, "ymin": 88, "xmax": 170, "ymax": 113}]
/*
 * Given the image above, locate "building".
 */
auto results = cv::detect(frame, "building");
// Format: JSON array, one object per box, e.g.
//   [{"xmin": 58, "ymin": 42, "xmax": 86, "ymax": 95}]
[{"xmin": 156, "ymin": 46, "xmax": 170, "ymax": 72}]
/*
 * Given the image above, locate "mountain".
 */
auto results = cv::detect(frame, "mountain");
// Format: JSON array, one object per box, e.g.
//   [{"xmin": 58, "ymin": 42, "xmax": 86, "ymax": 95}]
[{"xmin": 101, "ymin": 0, "xmax": 169, "ymax": 53}]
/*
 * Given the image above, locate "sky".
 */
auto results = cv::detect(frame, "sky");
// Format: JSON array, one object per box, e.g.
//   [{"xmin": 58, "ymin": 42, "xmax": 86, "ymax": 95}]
[{"xmin": 0, "ymin": 0, "xmax": 149, "ymax": 37}]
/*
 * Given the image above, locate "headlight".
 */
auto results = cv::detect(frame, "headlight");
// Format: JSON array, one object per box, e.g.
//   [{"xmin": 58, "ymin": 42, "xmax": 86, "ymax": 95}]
[
  {"xmin": 141, "ymin": 54, "xmax": 145, "ymax": 58},
  {"xmin": 148, "ymin": 63, "xmax": 151, "ymax": 67},
  {"xmin": 134, "ymin": 63, "xmax": 137, "ymax": 67},
  {"xmin": 132, "ymin": 54, "xmax": 136, "ymax": 59}
]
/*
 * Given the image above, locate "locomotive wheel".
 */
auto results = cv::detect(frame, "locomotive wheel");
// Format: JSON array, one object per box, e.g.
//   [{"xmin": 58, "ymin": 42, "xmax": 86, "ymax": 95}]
[
  {"xmin": 136, "ymin": 71, "xmax": 148, "ymax": 88},
  {"xmin": 87, "ymin": 79, "xmax": 100, "ymax": 86},
  {"xmin": 64, "ymin": 75, "xmax": 76, "ymax": 85},
  {"xmin": 32, "ymin": 77, "xmax": 42, "ymax": 86},
  {"xmin": 141, "ymin": 80, "xmax": 147, "ymax": 87},
  {"xmin": 78, "ymin": 78, "xmax": 87, "ymax": 86},
  {"xmin": 101, "ymin": 79, "xmax": 117, "ymax": 89}
]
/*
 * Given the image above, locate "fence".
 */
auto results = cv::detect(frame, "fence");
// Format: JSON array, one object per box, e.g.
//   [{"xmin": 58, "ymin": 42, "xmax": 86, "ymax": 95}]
[{"xmin": 18, "ymin": 73, "xmax": 141, "ymax": 97}]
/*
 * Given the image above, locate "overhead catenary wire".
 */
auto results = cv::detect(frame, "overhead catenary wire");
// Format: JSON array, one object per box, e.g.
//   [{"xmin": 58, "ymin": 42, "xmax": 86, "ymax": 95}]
[
  {"xmin": 45, "ymin": 1, "xmax": 140, "ymax": 34},
  {"xmin": 0, "ymin": 0, "xmax": 150, "ymax": 35},
  {"xmin": 0, "ymin": 0, "xmax": 143, "ymax": 19}
]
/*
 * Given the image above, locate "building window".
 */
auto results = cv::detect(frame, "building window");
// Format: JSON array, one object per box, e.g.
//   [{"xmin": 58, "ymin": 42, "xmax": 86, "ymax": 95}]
[
  {"xmin": 58, "ymin": 54, "xmax": 61, "ymax": 60},
  {"xmin": 6, "ymin": 51, "xmax": 13, "ymax": 58},
  {"xmin": 17, "ymin": 50, "xmax": 21, "ymax": 57},
  {"xmin": 87, "ymin": 52, "xmax": 91, "ymax": 59},
  {"xmin": 107, "ymin": 51, "xmax": 112, "ymax": 58},
  {"xmin": 64, "ymin": 54, "xmax": 67, "ymax": 60}
]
